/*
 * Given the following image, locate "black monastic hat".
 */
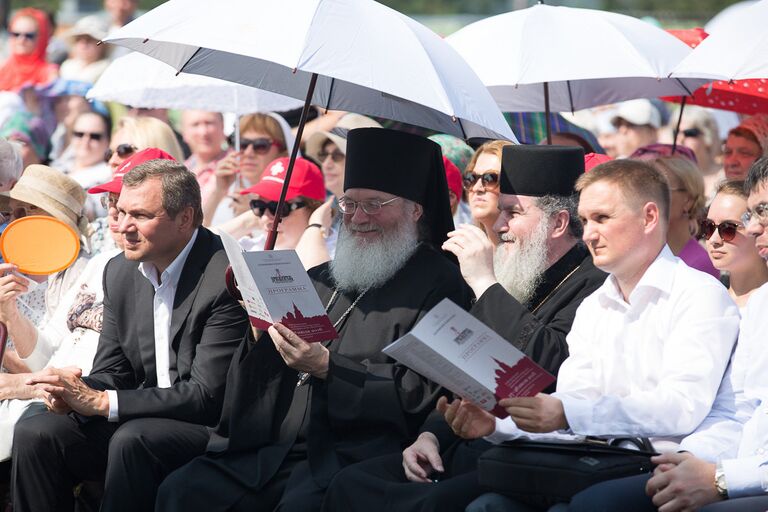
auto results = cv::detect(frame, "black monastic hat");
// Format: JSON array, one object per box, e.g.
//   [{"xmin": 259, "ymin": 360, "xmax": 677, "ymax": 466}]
[
  {"xmin": 344, "ymin": 128, "xmax": 454, "ymax": 246},
  {"xmin": 500, "ymin": 145, "xmax": 585, "ymax": 197}
]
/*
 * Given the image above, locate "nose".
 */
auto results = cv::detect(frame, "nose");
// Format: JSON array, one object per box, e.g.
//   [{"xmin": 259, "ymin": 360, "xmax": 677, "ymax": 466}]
[
  {"xmin": 471, "ymin": 177, "xmax": 485, "ymax": 193},
  {"xmin": 349, "ymin": 205, "xmax": 370, "ymax": 224},
  {"xmin": 581, "ymin": 221, "xmax": 598, "ymax": 244},
  {"xmin": 492, "ymin": 212, "xmax": 508, "ymax": 234},
  {"xmin": 117, "ymin": 213, "xmax": 136, "ymax": 233},
  {"xmin": 745, "ymin": 215, "xmax": 763, "ymax": 237}
]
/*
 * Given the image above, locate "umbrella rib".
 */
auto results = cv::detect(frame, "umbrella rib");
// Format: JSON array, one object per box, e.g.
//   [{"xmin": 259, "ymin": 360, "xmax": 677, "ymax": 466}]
[
  {"xmin": 674, "ymin": 76, "xmax": 695, "ymax": 97},
  {"xmin": 175, "ymin": 47, "xmax": 204, "ymax": 77},
  {"xmin": 325, "ymin": 77, "xmax": 335, "ymax": 113},
  {"xmin": 566, "ymin": 80, "xmax": 575, "ymax": 114}
]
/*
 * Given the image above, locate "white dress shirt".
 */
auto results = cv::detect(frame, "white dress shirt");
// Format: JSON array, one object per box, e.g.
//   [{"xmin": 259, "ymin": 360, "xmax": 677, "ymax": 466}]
[
  {"xmin": 679, "ymin": 283, "xmax": 768, "ymax": 498},
  {"xmin": 106, "ymin": 230, "xmax": 198, "ymax": 422},
  {"xmin": 487, "ymin": 246, "xmax": 740, "ymax": 452}
]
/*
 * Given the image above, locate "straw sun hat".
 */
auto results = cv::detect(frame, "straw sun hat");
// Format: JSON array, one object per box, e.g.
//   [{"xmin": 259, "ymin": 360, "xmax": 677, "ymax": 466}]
[{"xmin": 5, "ymin": 165, "xmax": 91, "ymax": 245}]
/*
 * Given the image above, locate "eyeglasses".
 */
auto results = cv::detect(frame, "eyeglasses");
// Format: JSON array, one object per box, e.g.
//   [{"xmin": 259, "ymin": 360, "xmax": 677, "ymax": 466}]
[
  {"xmin": 228, "ymin": 136, "xmax": 285, "ymax": 154},
  {"xmin": 317, "ymin": 149, "xmax": 345, "ymax": 163},
  {"xmin": 701, "ymin": 219, "xmax": 741, "ymax": 242},
  {"xmin": 337, "ymin": 196, "xmax": 400, "ymax": 215},
  {"xmin": 628, "ymin": 144, "xmax": 698, "ymax": 163},
  {"xmin": 10, "ymin": 31, "xmax": 37, "ymax": 41},
  {"xmin": 73, "ymin": 131, "xmax": 105, "ymax": 142},
  {"xmin": 249, "ymin": 199, "xmax": 306, "ymax": 217},
  {"xmin": 462, "ymin": 172, "xmax": 500, "ymax": 191},
  {"xmin": 100, "ymin": 194, "xmax": 119, "ymax": 210},
  {"xmin": 104, "ymin": 144, "xmax": 137, "ymax": 162},
  {"xmin": 741, "ymin": 202, "xmax": 768, "ymax": 226},
  {"xmin": 681, "ymin": 127, "xmax": 703, "ymax": 138}
]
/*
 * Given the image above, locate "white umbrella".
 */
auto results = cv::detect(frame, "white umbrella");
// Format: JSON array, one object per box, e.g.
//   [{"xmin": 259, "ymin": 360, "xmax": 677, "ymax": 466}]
[
  {"xmin": 671, "ymin": 0, "xmax": 768, "ymax": 81},
  {"xmin": 87, "ymin": 52, "xmax": 304, "ymax": 115},
  {"xmin": 103, "ymin": 0, "xmax": 516, "ymax": 249},
  {"xmin": 446, "ymin": 4, "xmax": 707, "ymax": 141}
]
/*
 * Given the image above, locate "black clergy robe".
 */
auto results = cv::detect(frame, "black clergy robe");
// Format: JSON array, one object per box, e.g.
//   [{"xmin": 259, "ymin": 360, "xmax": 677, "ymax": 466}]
[
  {"xmin": 321, "ymin": 243, "xmax": 607, "ymax": 512},
  {"xmin": 155, "ymin": 243, "xmax": 472, "ymax": 512}
]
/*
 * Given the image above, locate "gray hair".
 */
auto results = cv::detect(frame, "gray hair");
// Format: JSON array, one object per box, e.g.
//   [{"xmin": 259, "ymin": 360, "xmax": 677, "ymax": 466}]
[
  {"xmin": 745, "ymin": 156, "xmax": 768, "ymax": 195},
  {"xmin": 535, "ymin": 193, "xmax": 582, "ymax": 239},
  {"xmin": 122, "ymin": 159, "xmax": 204, "ymax": 227},
  {"xmin": 0, "ymin": 138, "xmax": 23, "ymax": 185}
]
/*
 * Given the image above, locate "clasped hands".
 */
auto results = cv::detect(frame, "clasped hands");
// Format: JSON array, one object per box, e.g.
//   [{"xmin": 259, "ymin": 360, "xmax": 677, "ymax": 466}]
[
  {"xmin": 645, "ymin": 452, "xmax": 722, "ymax": 512},
  {"xmin": 267, "ymin": 323, "xmax": 330, "ymax": 379},
  {"xmin": 25, "ymin": 366, "xmax": 110, "ymax": 417}
]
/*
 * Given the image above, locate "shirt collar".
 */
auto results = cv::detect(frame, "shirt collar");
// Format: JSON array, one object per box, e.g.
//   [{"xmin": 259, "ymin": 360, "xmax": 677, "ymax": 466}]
[
  {"xmin": 601, "ymin": 245, "xmax": 676, "ymax": 306},
  {"xmin": 139, "ymin": 228, "xmax": 199, "ymax": 289}
]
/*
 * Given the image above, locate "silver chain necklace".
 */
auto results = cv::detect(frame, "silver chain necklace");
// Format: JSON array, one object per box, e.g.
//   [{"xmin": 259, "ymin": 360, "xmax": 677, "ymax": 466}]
[{"xmin": 295, "ymin": 286, "xmax": 369, "ymax": 387}]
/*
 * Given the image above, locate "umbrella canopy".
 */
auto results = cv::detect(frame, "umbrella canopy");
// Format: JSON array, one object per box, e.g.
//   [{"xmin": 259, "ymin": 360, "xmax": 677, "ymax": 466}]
[
  {"xmin": 671, "ymin": 0, "xmax": 768, "ymax": 81},
  {"xmin": 87, "ymin": 52, "xmax": 303, "ymax": 114},
  {"xmin": 446, "ymin": 4, "xmax": 707, "ymax": 114},
  {"xmin": 663, "ymin": 28, "xmax": 768, "ymax": 115},
  {"xmin": 102, "ymin": 0, "xmax": 516, "ymax": 142}
]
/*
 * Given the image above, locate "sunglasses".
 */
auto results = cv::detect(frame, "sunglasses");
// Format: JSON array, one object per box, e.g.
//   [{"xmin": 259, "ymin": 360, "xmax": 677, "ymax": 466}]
[
  {"xmin": 228, "ymin": 136, "xmax": 284, "ymax": 155},
  {"xmin": 73, "ymin": 131, "xmax": 105, "ymax": 141},
  {"xmin": 701, "ymin": 219, "xmax": 741, "ymax": 242},
  {"xmin": 317, "ymin": 149, "xmax": 345, "ymax": 163},
  {"xmin": 681, "ymin": 127, "xmax": 703, "ymax": 138},
  {"xmin": 462, "ymin": 172, "xmax": 500, "ymax": 191},
  {"xmin": 629, "ymin": 144, "xmax": 697, "ymax": 163},
  {"xmin": 10, "ymin": 31, "xmax": 37, "ymax": 41},
  {"xmin": 249, "ymin": 199, "xmax": 306, "ymax": 217},
  {"xmin": 104, "ymin": 144, "xmax": 138, "ymax": 162}
]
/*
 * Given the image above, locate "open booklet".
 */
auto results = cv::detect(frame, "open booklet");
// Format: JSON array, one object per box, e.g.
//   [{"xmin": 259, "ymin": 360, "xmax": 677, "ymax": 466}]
[
  {"xmin": 219, "ymin": 231, "xmax": 338, "ymax": 343},
  {"xmin": 383, "ymin": 298, "xmax": 555, "ymax": 418}
]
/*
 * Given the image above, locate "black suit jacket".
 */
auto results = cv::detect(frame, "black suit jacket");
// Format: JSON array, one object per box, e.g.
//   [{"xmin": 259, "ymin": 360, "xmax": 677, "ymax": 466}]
[{"xmin": 83, "ymin": 227, "xmax": 248, "ymax": 426}]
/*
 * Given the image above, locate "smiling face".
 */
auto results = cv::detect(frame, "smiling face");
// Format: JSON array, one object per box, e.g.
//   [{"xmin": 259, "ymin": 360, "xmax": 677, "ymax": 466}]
[
  {"xmin": 467, "ymin": 152, "xmax": 501, "ymax": 225},
  {"xmin": 72, "ymin": 113, "xmax": 110, "ymax": 168},
  {"xmin": 705, "ymin": 192, "xmax": 759, "ymax": 274},
  {"xmin": 493, "ymin": 194, "xmax": 547, "ymax": 256},
  {"xmin": 238, "ymin": 130, "xmax": 283, "ymax": 185},
  {"xmin": 340, "ymin": 188, "xmax": 419, "ymax": 245}
]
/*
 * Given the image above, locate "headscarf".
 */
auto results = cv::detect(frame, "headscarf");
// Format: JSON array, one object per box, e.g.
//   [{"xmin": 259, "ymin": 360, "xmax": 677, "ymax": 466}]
[
  {"xmin": 735, "ymin": 114, "xmax": 768, "ymax": 156},
  {"xmin": 0, "ymin": 111, "xmax": 51, "ymax": 161},
  {"xmin": 0, "ymin": 8, "xmax": 57, "ymax": 92},
  {"xmin": 428, "ymin": 134, "xmax": 475, "ymax": 173},
  {"xmin": 344, "ymin": 128, "xmax": 454, "ymax": 247}
]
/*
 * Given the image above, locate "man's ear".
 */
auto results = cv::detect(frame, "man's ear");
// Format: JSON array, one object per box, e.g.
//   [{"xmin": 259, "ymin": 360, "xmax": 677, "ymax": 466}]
[
  {"xmin": 412, "ymin": 202, "xmax": 424, "ymax": 222},
  {"xmin": 643, "ymin": 201, "xmax": 661, "ymax": 234},
  {"xmin": 177, "ymin": 206, "xmax": 195, "ymax": 231},
  {"xmin": 550, "ymin": 210, "xmax": 571, "ymax": 239}
]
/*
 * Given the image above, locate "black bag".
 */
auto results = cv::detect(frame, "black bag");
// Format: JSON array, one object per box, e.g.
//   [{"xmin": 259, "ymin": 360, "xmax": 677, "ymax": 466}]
[{"xmin": 478, "ymin": 439, "xmax": 657, "ymax": 508}]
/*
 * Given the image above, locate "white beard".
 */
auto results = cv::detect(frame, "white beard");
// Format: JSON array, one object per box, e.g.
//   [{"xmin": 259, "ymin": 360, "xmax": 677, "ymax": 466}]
[
  {"xmin": 493, "ymin": 218, "xmax": 551, "ymax": 304},
  {"xmin": 330, "ymin": 219, "xmax": 419, "ymax": 293}
]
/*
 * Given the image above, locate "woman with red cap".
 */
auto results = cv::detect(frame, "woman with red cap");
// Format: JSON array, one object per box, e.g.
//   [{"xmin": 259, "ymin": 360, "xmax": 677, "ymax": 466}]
[{"xmin": 0, "ymin": 8, "xmax": 58, "ymax": 92}]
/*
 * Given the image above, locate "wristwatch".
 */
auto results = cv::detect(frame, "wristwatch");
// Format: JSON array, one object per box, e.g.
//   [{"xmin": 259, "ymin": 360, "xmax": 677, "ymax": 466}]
[{"xmin": 714, "ymin": 462, "xmax": 728, "ymax": 499}]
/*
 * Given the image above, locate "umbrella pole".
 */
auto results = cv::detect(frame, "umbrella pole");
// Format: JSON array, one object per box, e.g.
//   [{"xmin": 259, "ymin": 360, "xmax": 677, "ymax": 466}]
[
  {"xmin": 671, "ymin": 97, "xmax": 687, "ymax": 154},
  {"xmin": 543, "ymin": 82, "xmax": 552, "ymax": 144},
  {"xmin": 265, "ymin": 72, "xmax": 319, "ymax": 251},
  {"xmin": 234, "ymin": 115, "xmax": 242, "ymax": 189}
]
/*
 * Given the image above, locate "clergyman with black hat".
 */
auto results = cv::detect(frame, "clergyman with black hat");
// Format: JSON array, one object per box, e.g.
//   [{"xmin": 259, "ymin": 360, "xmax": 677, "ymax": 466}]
[
  {"xmin": 320, "ymin": 145, "xmax": 607, "ymax": 512},
  {"xmin": 155, "ymin": 128, "xmax": 472, "ymax": 512}
]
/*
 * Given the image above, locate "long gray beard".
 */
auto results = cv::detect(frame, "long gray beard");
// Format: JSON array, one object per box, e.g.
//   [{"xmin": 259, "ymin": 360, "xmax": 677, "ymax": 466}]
[
  {"xmin": 493, "ymin": 219, "xmax": 550, "ymax": 305},
  {"xmin": 330, "ymin": 220, "xmax": 419, "ymax": 293}
]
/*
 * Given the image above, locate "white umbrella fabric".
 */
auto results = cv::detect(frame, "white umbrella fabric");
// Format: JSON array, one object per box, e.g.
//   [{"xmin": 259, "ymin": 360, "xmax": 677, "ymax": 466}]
[
  {"xmin": 103, "ymin": 0, "xmax": 517, "ymax": 249},
  {"xmin": 446, "ymin": 4, "xmax": 707, "ymax": 140},
  {"xmin": 671, "ymin": 0, "xmax": 768, "ymax": 81},
  {"xmin": 87, "ymin": 52, "xmax": 304, "ymax": 115}
]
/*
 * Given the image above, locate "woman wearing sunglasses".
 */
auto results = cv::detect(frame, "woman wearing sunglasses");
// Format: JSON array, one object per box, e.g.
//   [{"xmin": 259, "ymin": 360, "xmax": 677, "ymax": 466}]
[
  {"xmin": 0, "ymin": 8, "xmax": 58, "ymax": 92},
  {"xmin": 462, "ymin": 140, "xmax": 513, "ymax": 243},
  {"xmin": 650, "ymin": 156, "xmax": 720, "ymax": 279},
  {"xmin": 703, "ymin": 180, "xmax": 768, "ymax": 308},
  {"xmin": 204, "ymin": 113, "xmax": 296, "ymax": 227},
  {"xmin": 673, "ymin": 106, "xmax": 723, "ymax": 200},
  {"xmin": 234, "ymin": 157, "xmax": 325, "ymax": 262}
]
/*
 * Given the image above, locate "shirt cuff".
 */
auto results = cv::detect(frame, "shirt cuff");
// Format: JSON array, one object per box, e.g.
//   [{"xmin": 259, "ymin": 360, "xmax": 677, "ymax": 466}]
[
  {"xmin": 484, "ymin": 416, "xmax": 522, "ymax": 445},
  {"xmin": 19, "ymin": 331, "xmax": 51, "ymax": 372},
  {"xmin": 722, "ymin": 455, "xmax": 768, "ymax": 499},
  {"xmin": 557, "ymin": 394, "xmax": 591, "ymax": 434},
  {"xmin": 106, "ymin": 390, "xmax": 119, "ymax": 422}
]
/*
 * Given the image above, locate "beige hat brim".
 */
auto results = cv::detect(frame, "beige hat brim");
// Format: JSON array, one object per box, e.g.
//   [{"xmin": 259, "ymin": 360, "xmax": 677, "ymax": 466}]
[{"xmin": 305, "ymin": 131, "xmax": 348, "ymax": 163}]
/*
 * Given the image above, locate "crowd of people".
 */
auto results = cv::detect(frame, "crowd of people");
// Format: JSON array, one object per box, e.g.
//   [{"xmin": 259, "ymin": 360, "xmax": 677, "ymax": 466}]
[{"xmin": 0, "ymin": 1, "xmax": 768, "ymax": 512}]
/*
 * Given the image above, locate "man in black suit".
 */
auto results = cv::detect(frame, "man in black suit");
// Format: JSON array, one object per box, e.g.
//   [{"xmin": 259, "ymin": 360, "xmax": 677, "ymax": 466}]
[{"xmin": 11, "ymin": 153, "xmax": 248, "ymax": 512}]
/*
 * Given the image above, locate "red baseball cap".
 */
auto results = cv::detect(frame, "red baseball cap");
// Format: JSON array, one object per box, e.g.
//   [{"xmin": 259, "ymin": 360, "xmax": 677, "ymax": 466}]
[
  {"xmin": 583, "ymin": 153, "xmax": 613, "ymax": 173},
  {"xmin": 443, "ymin": 156, "xmax": 462, "ymax": 199},
  {"xmin": 88, "ymin": 148, "xmax": 177, "ymax": 194},
  {"xmin": 239, "ymin": 157, "xmax": 325, "ymax": 201}
]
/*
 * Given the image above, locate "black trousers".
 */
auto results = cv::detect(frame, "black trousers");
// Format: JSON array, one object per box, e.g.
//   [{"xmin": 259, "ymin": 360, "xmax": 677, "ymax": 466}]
[
  {"xmin": 11, "ymin": 404, "xmax": 209, "ymax": 512},
  {"xmin": 322, "ymin": 451, "xmax": 486, "ymax": 512},
  {"xmin": 157, "ymin": 450, "xmax": 324, "ymax": 512}
]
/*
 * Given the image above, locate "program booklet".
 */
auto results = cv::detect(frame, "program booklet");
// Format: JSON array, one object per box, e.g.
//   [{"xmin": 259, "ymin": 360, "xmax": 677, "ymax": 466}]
[
  {"xmin": 383, "ymin": 298, "xmax": 555, "ymax": 418},
  {"xmin": 220, "ymin": 231, "xmax": 338, "ymax": 343}
]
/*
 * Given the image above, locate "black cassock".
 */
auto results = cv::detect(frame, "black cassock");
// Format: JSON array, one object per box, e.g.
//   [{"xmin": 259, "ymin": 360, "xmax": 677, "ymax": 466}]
[
  {"xmin": 321, "ymin": 244, "xmax": 607, "ymax": 512},
  {"xmin": 156, "ymin": 243, "xmax": 472, "ymax": 512}
]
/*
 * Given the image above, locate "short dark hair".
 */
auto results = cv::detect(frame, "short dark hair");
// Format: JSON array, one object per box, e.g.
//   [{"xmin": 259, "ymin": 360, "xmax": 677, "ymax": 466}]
[
  {"xmin": 122, "ymin": 159, "xmax": 203, "ymax": 227},
  {"xmin": 745, "ymin": 156, "xmax": 768, "ymax": 195},
  {"xmin": 576, "ymin": 159, "xmax": 670, "ymax": 223},
  {"xmin": 536, "ymin": 194, "xmax": 582, "ymax": 239}
]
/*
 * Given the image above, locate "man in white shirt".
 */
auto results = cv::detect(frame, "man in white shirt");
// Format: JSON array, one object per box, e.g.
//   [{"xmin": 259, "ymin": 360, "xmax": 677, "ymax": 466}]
[
  {"xmin": 594, "ymin": 157, "xmax": 768, "ymax": 512},
  {"xmin": 454, "ymin": 158, "xmax": 740, "ymax": 511},
  {"xmin": 11, "ymin": 156, "xmax": 248, "ymax": 512}
]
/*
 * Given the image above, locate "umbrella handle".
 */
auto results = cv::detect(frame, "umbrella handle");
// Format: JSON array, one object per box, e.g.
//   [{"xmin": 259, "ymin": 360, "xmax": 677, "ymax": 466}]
[{"xmin": 0, "ymin": 321, "xmax": 7, "ymax": 369}]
